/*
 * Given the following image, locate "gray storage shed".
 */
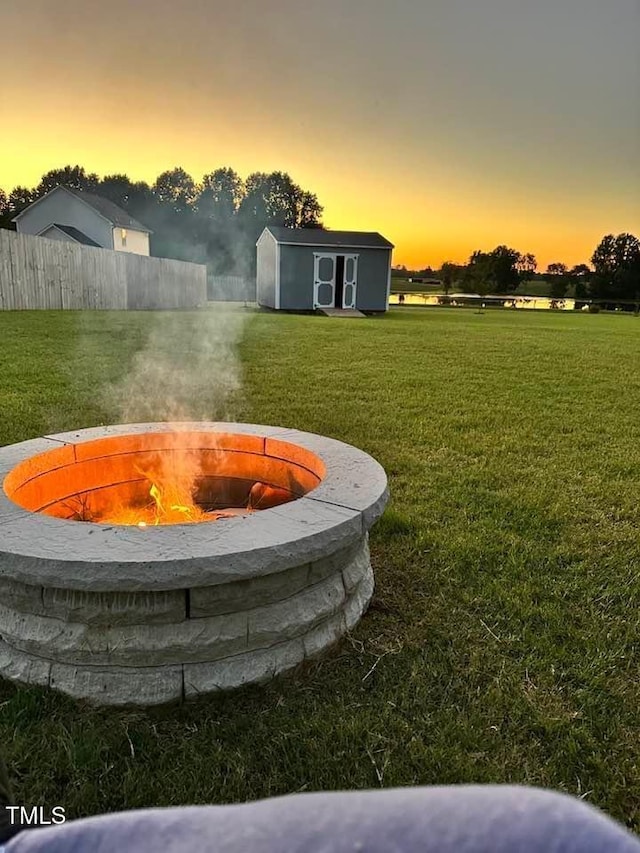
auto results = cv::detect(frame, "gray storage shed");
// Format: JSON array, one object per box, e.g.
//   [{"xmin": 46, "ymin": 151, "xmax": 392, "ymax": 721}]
[{"xmin": 256, "ymin": 227, "xmax": 394, "ymax": 312}]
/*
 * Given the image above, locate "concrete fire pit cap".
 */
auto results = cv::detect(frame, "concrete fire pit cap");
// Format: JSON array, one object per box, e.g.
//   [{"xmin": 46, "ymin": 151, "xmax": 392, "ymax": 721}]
[{"xmin": 0, "ymin": 423, "xmax": 388, "ymax": 591}]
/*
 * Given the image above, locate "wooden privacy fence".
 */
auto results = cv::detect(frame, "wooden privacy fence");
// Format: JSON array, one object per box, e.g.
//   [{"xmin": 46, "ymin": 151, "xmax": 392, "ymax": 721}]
[
  {"xmin": 208, "ymin": 274, "xmax": 256, "ymax": 302},
  {"xmin": 0, "ymin": 230, "xmax": 207, "ymax": 310}
]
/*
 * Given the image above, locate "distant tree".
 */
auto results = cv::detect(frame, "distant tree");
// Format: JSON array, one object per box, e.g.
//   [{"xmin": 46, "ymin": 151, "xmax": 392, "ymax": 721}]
[
  {"xmin": 99, "ymin": 174, "xmax": 153, "ymax": 210},
  {"xmin": 147, "ymin": 168, "xmax": 201, "ymax": 261},
  {"xmin": 263, "ymin": 171, "xmax": 303, "ymax": 227},
  {"xmin": 490, "ymin": 245, "xmax": 526, "ymax": 293},
  {"xmin": 153, "ymin": 167, "xmax": 197, "ymax": 214},
  {"xmin": 239, "ymin": 172, "xmax": 271, "ymax": 223},
  {"xmin": 439, "ymin": 261, "xmax": 460, "ymax": 295},
  {"xmin": 234, "ymin": 170, "xmax": 323, "ymax": 274},
  {"xmin": 239, "ymin": 171, "xmax": 322, "ymax": 229},
  {"xmin": 544, "ymin": 262, "xmax": 569, "ymax": 299},
  {"xmin": 190, "ymin": 169, "xmax": 244, "ymax": 274},
  {"xmin": 197, "ymin": 168, "xmax": 244, "ymax": 220},
  {"xmin": 462, "ymin": 246, "xmax": 536, "ymax": 300},
  {"xmin": 590, "ymin": 233, "xmax": 640, "ymax": 302},
  {"xmin": 7, "ymin": 185, "xmax": 37, "ymax": 215},
  {"xmin": 297, "ymin": 190, "xmax": 323, "ymax": 228},
  {"xmin": 463, "ymin": 251, "xmax": 492, "ymax": 299},
  {"xmin": 517, "ymin": 252, "xmax": 537, "ymax": 285},
  {"xmin": 99, "ymin": 173, "xmax": 134, "ymax": 207},
  {"xmin": 0, "ymin": 188, "xmax": 12, "ymax": 230},
  {"xmin": 569, "ymin": 263, "xmax": 591, "ymax": 299},
  {"xmin": 36, "ymin": 165, "xmax": 99, "ymax": 197}
]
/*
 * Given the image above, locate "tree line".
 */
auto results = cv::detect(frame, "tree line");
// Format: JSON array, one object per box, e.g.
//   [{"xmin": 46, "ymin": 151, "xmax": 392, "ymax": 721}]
[
  {"xmin": 2, "ymin": 166, "xmax": 638, "ymax": 300},
  {"xmin": 0, "ymin": 165, "xmax": 324, "ymax": 276},
  {"xmin": 397, "ymin": 234, "xmax": 640, "ymax": 303}
]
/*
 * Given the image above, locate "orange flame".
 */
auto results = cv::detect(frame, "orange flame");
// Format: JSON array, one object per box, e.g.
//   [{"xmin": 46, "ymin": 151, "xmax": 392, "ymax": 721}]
[
  {"xmin": 145, "ymin": 478, "xmax": 210, "ymax": 525},
  {"xmin": 86, "ymin": 446, "xmax": 290, "ymax": 527},
  {"xmin": 95, "ymin": 455, "xmax": 237, "ymax": 526}
]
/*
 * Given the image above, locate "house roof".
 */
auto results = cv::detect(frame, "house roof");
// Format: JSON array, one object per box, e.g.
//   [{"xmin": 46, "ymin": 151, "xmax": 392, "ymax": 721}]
[
  {"xmin": 263, "ymin": 226, "xmax": 394, "ymax": 249},
  {"xmin": 63, "ymin": 187, "xmax": 151, "ymax": 232},
  {"xmin": 50, "ymin": 224, "xmax": 102, "ymax": 247},
  {"xmin": 12, "ymin": 185, "xmax": 152, "ymax": 233}
]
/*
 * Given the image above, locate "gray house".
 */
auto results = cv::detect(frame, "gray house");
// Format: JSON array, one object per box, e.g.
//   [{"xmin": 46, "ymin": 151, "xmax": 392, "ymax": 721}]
[
  {"xmin": 13, "ymin": 186, "xmax": 151, "ymax": 255},
  {"xmin": 256, "ymin": 227, "xmax": 394, "ymax": 313}
]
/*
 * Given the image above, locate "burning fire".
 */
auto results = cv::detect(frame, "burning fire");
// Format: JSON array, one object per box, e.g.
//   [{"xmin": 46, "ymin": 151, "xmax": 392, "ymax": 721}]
[
  {"xmin": 95, "ymin": 472, "xmax": 242, "ymax": 526},
  {"xmin": 89, "ymin": 459, "xmax": 294, "ymax": 527}
]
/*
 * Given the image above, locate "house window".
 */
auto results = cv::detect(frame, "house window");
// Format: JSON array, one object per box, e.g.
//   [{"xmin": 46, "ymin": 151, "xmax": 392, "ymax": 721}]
[{"xmin": 121, "ymin": 228, "xmax": 127, "ymax": 247}]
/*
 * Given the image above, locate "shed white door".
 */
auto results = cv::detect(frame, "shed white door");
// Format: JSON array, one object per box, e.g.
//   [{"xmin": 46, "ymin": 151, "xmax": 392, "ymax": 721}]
[
  {"xmin": 342, "ymin": 255, "xmax": 358, "ymax": 309},
  {"xmin": 313, "ymin": 254, "xmax": 336, "ymax": 308}
]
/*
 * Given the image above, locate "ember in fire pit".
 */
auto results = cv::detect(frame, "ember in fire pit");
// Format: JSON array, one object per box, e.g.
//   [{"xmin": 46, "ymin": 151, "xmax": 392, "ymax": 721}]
[{"xmin": 0, "ymin": 423, "xmax": 388, "ymax": 706}]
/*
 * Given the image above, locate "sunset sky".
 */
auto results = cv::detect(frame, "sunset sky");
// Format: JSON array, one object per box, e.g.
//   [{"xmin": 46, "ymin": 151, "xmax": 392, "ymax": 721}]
[{"xmin": 2, "ymin": 0, "xmax": 639, "ymax": 269}]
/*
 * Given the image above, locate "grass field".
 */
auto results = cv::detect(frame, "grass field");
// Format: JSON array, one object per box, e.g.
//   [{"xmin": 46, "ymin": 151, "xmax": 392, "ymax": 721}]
[{"xmin": 1, "ymin": 307, "xmax": 640, "ymax": 828}]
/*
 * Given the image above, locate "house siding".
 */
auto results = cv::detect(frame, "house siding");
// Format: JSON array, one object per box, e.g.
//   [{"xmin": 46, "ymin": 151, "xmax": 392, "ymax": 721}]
[
  {"xmin": 112, "ymin": 226, "xmax": 150, "ymax": 256},
  {"xmin": 15, "ymin": 188, "xmax": 114, "ymax": 249},
  {"xmin": 39, "ymin": 225, "xmax": 73, "ymax": 243},
  {"xmin": 256, "ymin": 230, "xmax": 277, "ymax": 308}
]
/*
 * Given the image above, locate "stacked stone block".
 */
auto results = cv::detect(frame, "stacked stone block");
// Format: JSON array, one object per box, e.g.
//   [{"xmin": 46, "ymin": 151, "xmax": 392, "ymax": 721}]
[{"xmin": 0, "ymin": 424, "xmax": 388, "ymax": 706}]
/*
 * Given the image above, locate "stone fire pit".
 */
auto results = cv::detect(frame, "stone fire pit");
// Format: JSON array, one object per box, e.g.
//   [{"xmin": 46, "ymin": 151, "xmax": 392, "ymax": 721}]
[{"xmin": 0, "ymin": 423, "xmax": 388, "ymax": 705}]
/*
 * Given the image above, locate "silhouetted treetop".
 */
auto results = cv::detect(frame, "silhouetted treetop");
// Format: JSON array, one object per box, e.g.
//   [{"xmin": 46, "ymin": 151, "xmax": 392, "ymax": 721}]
[
  {"xmin": 591, "ymin": 233, "xmax": 640, "ymax": 301},
  {"xmin": 37, "ymin": 165, "xmax": 99, "ymax": 197}
]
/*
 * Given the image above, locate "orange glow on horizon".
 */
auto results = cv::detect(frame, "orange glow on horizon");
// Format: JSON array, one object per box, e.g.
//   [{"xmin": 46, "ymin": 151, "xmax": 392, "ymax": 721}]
[
  {"xmin": 2, "ymin": 1, "xmax": 638, "ymax": 276},
  {"xmin": 1, "ymin": 142, "xmax": 634, "ymax": 272},
  {"xmin": 2, "ymin": 84, "xmax": 637, "ymax": 274}
]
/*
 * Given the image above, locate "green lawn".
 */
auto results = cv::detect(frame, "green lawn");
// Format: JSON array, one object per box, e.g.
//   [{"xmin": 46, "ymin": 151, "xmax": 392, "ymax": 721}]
[{"xmin": 1, "ymin": 307, "xmax": 640, "ymax": 828}]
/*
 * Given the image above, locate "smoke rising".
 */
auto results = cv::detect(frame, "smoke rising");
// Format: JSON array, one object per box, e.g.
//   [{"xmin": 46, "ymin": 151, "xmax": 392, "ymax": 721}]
[{"xmin": 105, "ymin": 305, "xmax": 246, "ymax": 425}]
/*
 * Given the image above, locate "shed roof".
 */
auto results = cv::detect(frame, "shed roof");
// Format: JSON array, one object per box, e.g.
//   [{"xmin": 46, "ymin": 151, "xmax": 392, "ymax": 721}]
[
  {"xmin": 263, "ymin": 226, "xmax": 394, "ymax": 249},
  {"xmin": 50, "ymin": 224, "xmax": 102, "ymax": 247}
]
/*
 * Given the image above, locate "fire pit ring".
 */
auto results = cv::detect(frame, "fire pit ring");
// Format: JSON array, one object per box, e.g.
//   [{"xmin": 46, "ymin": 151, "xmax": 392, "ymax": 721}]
[{"xmin": 0, "ymin": 423, "xmax": 388, "ymax": 705}]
